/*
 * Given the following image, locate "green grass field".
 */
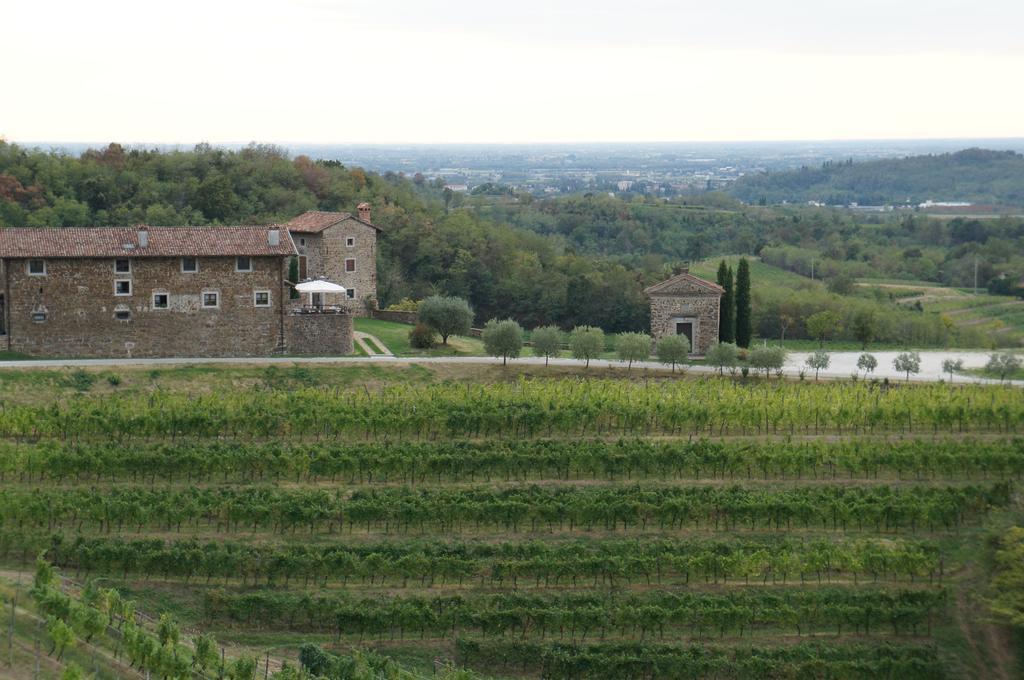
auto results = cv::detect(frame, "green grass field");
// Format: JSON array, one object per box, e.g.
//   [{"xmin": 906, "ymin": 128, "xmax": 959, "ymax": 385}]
[{"xmin": 0, "ymin": 364, "xmax": 1021, "ymax": 679}]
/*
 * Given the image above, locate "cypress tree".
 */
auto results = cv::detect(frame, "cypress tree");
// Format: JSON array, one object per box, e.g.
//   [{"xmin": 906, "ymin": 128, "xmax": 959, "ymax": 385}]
[
  {"xmin": 735, "ymin": 258, "xmax": 752, "ymax": 348},
  {"xmin": 716, "ymin": 261, "xmax": 735, "ymax": 343}
]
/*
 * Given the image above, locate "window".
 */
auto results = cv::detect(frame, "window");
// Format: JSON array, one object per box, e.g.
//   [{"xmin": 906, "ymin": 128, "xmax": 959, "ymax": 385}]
[
  {"xmin": 202, "ymin": 291, "xmax": 220, "ymax": 308},
  {"xmin": 299, "ymin": 237, "xmax": 306, "ymax": 246},
  {"xmin": 346, "ymin": 288, "xmax": 356, "ymax": 299},
  {"xmin": 346, "ymin": 236, "xmax": 355, "ymax": 248},
  {"xmin": 181, "ymin": 257, "xmax": 198, "ymax": 273},
  {"xmin": 152, "ymin": 293, "xmax": 169, "ymax": 309},
  {"xmin": 115, "ymin": 310, "xmax": 131, "ymax": 321},
  {"xmin": 254, "ymin": 290, "xmax": 271, "ymax": 307},
  {"xmin": 27, "ymin": 259, "xmax": 46, "ymax": 276},
  {"xmin": 114, "ymin": 258, "xmax": 131, "ymax": 274},
  {"xmin": 114, "ymin": 280, "xmax": 132, "ymax": 296},
  {"xmin": 31, "ymin": 311, "xmax": 47, "ymax": 323},
  {"xmin": 236, "ymin": 256, "xmax": 253, "ymax": 272},
  {"xmin": 344, "ymin": 258, "xmax": 356, "ymax": 273}
]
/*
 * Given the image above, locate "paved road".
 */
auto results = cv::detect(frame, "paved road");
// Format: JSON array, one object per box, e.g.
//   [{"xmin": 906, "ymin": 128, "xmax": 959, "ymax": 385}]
[{"xmin": 0, "ymin": 350, "xmax": 1018, "ymax": 385}]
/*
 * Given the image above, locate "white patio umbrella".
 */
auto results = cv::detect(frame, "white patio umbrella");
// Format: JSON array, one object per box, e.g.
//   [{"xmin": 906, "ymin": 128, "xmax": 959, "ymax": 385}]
[{"xmin": 295, "ymin": 279, "xmax": 346, "ymax": 307}]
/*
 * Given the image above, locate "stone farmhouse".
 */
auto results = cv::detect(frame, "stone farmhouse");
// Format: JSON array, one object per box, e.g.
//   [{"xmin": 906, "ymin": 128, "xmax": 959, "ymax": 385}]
[
  {"xmin": 645, "ymin": 269, "xmax": 724, "ymax": 355},
  {"xmin": 0, "ymin": 206, "xmax": 380, "ymax": 358},
  {"xmin": 285, "ymin": 203, "xmax": 380, "ymax": 315}
]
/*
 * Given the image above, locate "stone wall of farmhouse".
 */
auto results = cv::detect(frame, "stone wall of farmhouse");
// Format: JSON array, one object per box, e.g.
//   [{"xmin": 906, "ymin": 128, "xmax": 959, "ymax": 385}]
[
  {"xmin": 649, "ymin": 294, "xmax": 721, "ymax": 355},
  {"xmin": 285, "ymin": 311, "xmax": 354, "ymax": 355},
  {"xmin": 3, "ymin": 256, "xmax": 288, "ymax": 358},
  {"xmin": 298, "ymin": 218, "xmax": 377, "ymax": 316}
]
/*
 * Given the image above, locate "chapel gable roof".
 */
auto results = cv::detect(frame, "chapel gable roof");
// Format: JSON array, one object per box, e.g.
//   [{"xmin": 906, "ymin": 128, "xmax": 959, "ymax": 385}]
[{"xmin": 644, "ymin": 271, "xmax": 725, "ymax": 296}]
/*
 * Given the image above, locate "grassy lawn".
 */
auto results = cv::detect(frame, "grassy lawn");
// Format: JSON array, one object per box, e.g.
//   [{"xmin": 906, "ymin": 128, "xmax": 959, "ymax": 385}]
[{"xmin": 355, "ymin": 318, "xmax": 485, "ymax": 357}]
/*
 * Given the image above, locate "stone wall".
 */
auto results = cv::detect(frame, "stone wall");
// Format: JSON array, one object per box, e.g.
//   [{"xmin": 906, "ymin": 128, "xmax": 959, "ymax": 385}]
[
  {"xmin": 649, "ymin": 294, "xmax": 721, "ymax": 355},
  {"xmin": 3, "ymin": 255, "xmax": 288, "ymax": 358},
  {"xmin": 371, "ymin": 309, "xmax": 417, "ymax": 324},
  {"xmin": 285, "ymin": 310, "xmax": 353, "ymax": 355},
  {"xmin": 309, "ymin": 217, "xmax": 377, "ymax": 316}
]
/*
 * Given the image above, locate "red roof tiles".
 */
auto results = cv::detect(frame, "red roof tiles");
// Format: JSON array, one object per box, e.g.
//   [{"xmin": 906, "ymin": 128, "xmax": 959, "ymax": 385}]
[
  {"xmin": 0, "ymin": 226, "xmax": 296, "ymax": 259},
  {"xmin": 285, "ymin": 210, "xmax": 381, "ymax": 233}
]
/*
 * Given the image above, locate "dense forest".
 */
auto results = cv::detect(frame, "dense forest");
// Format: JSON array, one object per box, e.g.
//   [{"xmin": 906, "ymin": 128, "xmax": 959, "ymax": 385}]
[
  {"xmin": 1, "ymin": 140, "xmax": 1022, "ymax": 344},
  {"xmin": 728, "ymin": 148, "xmax": 1024, "ymax": 207}
]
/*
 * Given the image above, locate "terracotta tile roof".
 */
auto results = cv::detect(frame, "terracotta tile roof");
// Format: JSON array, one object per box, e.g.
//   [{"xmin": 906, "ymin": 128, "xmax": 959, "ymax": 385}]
[
  {"xmin": 0, "ymin": 226, "xmax": 297, "ymax": 259},
  {"xmin": 285, "ymin": 210, "xmax": 381, "ymax": 233},
  {"xmin": 644, "ymin": 271, "xmax": 725, "ymax": 295}
]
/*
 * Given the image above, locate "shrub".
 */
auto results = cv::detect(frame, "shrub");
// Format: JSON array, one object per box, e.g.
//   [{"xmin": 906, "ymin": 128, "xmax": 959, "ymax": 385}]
[
  {"xmin": 65, "ymin": 369, "xmax": 95, "ymax": 392},
  {"xmin": 408, "ymin": 323, "xmax": 436, "ymax": 349},
  {"xmin": 106, "ymin": 373, "xmax": 122, "ymax": 387},
  {"xmin": 385, "ymin": 298, "xmax": 420, "ymax": 312}
]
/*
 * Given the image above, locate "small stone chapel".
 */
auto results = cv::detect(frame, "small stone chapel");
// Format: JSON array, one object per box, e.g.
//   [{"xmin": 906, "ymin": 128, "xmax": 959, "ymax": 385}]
[{"xmin": 644, "ymin": 269, "xmax": 724, "ymax": 355}]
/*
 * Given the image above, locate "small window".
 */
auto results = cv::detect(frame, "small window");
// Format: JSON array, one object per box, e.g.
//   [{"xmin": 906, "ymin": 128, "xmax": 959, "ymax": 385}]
[
  {"xmin": 181, "ymin": 257, "xmax": 198, "ymax": 273},
  {"xmin": 254, "ymin": 290, "xmax": 271, "ymax": 307},
  {"xmin": 299, "ymin": 237, "xmax": 306, "ymax": 246},
  {"xmin": 28, "ymin": 259, "xmax": 46, "ymax": 276},
  {"xmin": 346, "ymin": 236, "xmax": 355, "ymax": 248},
  {"xmin": 115, "ymin": 310, "xmax": 131, "ymax": 321},
  {"xmin": 152, "ymin": 293, "xmax": 169, "ymax": 309},
  {"xmin": 114, "ymin": 280, "xmax": 132, "ymax": 296},
  {"xmin": 31, "ymin": 311, "xmax": 47, "ymax": 323},
  {"xmin": 202, "ymin": 291, "xmax": 220, "ymax": 308},
  {"xmin": 344, "ymin": 258, "xmax": 356, "ymax": 273},
  {"xmin": 236, "ymin": 256, "xmax": 253, "ymax": 272},
  {"xmin": 114, "ymin": 258, "xmax": 131, "ymax": 274},
  {"xmin": 346, "ymin": 288, "xmax": 356, "ymax": 299}
]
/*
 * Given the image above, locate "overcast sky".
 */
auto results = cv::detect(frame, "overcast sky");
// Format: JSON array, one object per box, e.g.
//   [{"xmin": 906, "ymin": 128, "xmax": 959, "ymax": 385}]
[{"xmin": 5, "ymin": 0, "xmax": 1023, "ymax": 144}]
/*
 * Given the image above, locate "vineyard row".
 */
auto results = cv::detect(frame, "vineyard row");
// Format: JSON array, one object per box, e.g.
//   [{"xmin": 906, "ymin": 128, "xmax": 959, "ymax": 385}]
[
  {"xmin": 0, "ymin": 483, "xmax": 1009, "ymax": 534},
  {"xmin": 3, "ymin": 438, "xmax": 1022, "ymax": 485}
]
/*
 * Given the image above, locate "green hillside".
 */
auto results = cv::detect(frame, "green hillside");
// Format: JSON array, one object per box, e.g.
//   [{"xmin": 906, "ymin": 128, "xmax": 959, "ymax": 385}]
[{"xmin": 729, "ymin": 148, "xmax": 1024, "ymax": 206}]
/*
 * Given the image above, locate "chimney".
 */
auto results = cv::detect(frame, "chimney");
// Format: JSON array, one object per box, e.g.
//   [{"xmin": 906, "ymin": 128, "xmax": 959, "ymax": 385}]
[
  {"xmin": 357, "ymin": 202, "xmax": 371, "ymax": 223},
  {"xmin": 138, "ymin": 226, "xmax": 149, "ymax": 248},
  {"xmin": 268, "ymin": 228, "xmax": 281, "ymax": 246}
]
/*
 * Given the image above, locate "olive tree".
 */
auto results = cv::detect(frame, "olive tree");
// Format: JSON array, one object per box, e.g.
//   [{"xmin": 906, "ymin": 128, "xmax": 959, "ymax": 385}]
[
  {"xmin": 985, "ymin": 352, "xmax": 1022, "ymax": 382},
  {"xmin": 417, "ymin": 296, "xmax": 473, "ymax": 345},
  {"xmin": 857, "ymin": 352, "xmax": 878, "ymax": 377},
  {"xmin": 569, "ymin": 326, "xmax": 605, "ymax": 368},
  {"xmin": 615, "ymin": 332, "xmax": 651, "ymax": 370},
  {"xmin": 805, "ymin": 350, "xmax": 830, "ymax": 381},
  {"xmin": 530, "ymin": 325, "xmax": 563, "ymax": 366},
  {"xmin": 941, "ymin": 357, "xmax": 964, "ymax": 383},
  {"xmin": 749, "ymin": 346, "xmax": 787, "ymax": 379},
  {"xmin": 706, "ymin": 342, "xmax": 738, "ymax": 375},
  {"xmin": 656, "ymin": 334, "xmax": 690, "ymax": 373},
  {"xmin": 893, "ymin": 351, "xmax": 922, "ymax": 382},
  {"xmin": 482, "ymin": 319, "xmax": 523, "ymax": 366}
]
